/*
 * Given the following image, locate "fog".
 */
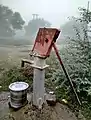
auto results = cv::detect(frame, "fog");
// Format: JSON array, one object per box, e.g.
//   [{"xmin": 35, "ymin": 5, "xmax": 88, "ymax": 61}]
[{"xmin": 0, "ymin": 0, "xmax": 89, "ymax": 27}]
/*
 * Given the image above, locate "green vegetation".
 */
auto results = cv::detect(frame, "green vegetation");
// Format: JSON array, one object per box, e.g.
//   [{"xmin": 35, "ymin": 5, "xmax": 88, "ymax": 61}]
[{"xmin": 0, "ymin": 66, "xmax": 33, "ymax": 91}]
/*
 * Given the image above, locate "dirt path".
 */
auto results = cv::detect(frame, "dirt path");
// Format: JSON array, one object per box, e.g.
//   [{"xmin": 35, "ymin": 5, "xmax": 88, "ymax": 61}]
[{"xmin": 0, "ymin": 92, "xmax": 78, "ymax": 120}]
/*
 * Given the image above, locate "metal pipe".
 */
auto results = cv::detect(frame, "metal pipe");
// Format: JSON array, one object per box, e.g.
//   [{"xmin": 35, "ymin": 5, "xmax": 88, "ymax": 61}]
[{"xmin": 53, "ymin": 43, "xmax": 81, "ymax": 105}]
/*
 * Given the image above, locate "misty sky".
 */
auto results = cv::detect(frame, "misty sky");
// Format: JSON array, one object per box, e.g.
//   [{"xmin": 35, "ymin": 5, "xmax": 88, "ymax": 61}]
[{"xmin": 0, "ymin": 0, "xmax": 90, "ymax": 28}]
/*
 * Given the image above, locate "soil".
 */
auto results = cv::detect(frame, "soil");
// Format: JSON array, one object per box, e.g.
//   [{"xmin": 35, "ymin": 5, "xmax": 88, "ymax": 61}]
[{"xmin": 0, "ymin": 92, "xmax": 78, "ymax": 120}]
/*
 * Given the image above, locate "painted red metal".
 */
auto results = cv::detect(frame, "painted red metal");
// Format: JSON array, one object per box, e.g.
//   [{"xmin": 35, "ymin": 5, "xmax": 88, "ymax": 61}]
[{"xmin": 32, "ymin": 28, "xmax": 60, "ymax": 57}]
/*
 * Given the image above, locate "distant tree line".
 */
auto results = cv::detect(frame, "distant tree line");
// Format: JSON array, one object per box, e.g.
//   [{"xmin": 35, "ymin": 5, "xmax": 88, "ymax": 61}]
[
  {"xmin": 24, "ymin": 15, "xmax": 51, "ymax": 38},
  {"xmin": 0, "ymin": 4, "xmax": 51, "ymax": 38}
]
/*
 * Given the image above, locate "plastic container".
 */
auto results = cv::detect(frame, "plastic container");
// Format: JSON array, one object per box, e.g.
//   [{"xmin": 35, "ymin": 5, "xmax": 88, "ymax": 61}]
[{"xmin": 9, "ymin": 82, "xmax": 29, "ymax": 108}]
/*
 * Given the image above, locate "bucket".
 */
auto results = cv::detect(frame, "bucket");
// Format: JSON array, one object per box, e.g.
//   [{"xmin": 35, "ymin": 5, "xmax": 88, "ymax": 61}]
[{"xmin": 9, "ymin": 82, "xmax": 29, "ymax": 108}]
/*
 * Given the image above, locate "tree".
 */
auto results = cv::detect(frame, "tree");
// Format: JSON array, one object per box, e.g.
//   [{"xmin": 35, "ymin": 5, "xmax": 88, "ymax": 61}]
[
  {"xmin": 78, "ymin": 2, "xmax": 91, "ymax": 45},
  {"xmin": 65, "ymin": 2, "xmax": 91, "ymax": 99},
  {"xmin": 25, "ymin": 16, "xmax": 51, "ymax": 38},
  {"xmin": 11, "ymin": 12, "xmax": 25, "ymax": 30},
  {"xmin": 0, "ymin": 4, "xmax": 25, "ymax": 37},
  {"xmin": 61, "ymin": 20, "xmax": 83, "ymax": 39},
  {"xmin": 61, "ymin": 2, "xmax": 91, "ymax": 44}
]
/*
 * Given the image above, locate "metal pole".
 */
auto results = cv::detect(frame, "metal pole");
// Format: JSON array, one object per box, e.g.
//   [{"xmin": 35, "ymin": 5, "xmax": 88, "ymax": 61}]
[{"xmin": 53, "ymin": 43, "xmax": 81, "ymax": 105}]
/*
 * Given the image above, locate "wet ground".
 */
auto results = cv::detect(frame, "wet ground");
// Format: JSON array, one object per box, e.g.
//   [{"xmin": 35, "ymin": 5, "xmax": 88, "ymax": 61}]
[
  {"xmin": 0, "ymin": 92, "xmax": 78, "ymax": 120},
  {"xmin": 0, "ymin": 92, "xmax": 10, "ymax": 120},
  {"xmin": 0, "ymin": 44, "xmax": 78, "ymax": 120}
]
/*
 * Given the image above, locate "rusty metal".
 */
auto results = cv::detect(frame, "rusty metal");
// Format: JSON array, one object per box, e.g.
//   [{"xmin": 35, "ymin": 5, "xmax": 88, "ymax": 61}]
[
  {"xmin": 32, "ymin": 28, "xmax": 60, "ymax": 57},
  {"xmin": 52, "ymin": 43, "xmax": 81, "ymax": 105}
]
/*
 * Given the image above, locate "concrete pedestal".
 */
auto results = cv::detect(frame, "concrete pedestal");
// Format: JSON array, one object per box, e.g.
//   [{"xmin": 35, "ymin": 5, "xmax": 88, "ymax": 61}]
[
  {"xmin": 33, "ymin": 68, "xmax": 45, "ymax": 107},
  {"xmin": 30, "ymin": 56, "xmax": 49, "ymax": 108}
]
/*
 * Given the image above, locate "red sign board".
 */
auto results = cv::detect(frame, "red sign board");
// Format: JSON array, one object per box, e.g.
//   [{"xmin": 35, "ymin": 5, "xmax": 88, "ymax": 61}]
[{"xmin": 32, "ymin": 28, "xmax": 60, "ymax": 57}]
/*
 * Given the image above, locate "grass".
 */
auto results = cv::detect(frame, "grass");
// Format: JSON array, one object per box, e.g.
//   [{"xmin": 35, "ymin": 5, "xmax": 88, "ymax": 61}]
[
  {"xmin": 0, "ymin": 38, "xmax": 33, "ymax": 46},
  {"xmin": 0, "ymin": 66, "xmax": 33, "ymax": 91}
]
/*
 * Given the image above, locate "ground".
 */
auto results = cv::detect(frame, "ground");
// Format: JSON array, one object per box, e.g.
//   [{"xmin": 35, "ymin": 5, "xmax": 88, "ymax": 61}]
[
  {"xmin": 0, "ymin": 44, "xmax": 79, "ymax": 120},
  {"xmin": 0, "ymin": 45, "xmax": 32, "ymax": 70},
  {"xmin": 0, "ymin": 92, "xmax": 77, "ymax": 120},
  {"xmin": 0, "ymin": 44, "xmax": 64, "ymax": 69}
]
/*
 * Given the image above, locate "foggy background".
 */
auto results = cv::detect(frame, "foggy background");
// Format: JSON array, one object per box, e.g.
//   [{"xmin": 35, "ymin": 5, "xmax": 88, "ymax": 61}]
[
  {"xmin": 0, "ymin": 0, "xmax": 90, "ymax": 45},
  {"xmin": 0, "ymin": 0, "xmax": 89, "ymax": 27}
]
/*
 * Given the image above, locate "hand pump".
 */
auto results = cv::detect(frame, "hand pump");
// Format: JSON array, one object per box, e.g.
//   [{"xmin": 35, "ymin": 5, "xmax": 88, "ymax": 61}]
[{"xmin": 30, "ymin": 28, "xmax": 81, "ymax": 108}]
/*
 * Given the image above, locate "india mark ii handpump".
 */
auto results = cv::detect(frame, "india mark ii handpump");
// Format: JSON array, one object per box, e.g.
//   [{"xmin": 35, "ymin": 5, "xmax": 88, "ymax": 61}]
[{"xmin": 30, "ymin": 28, "xmax": 81, "ymax": 108}]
